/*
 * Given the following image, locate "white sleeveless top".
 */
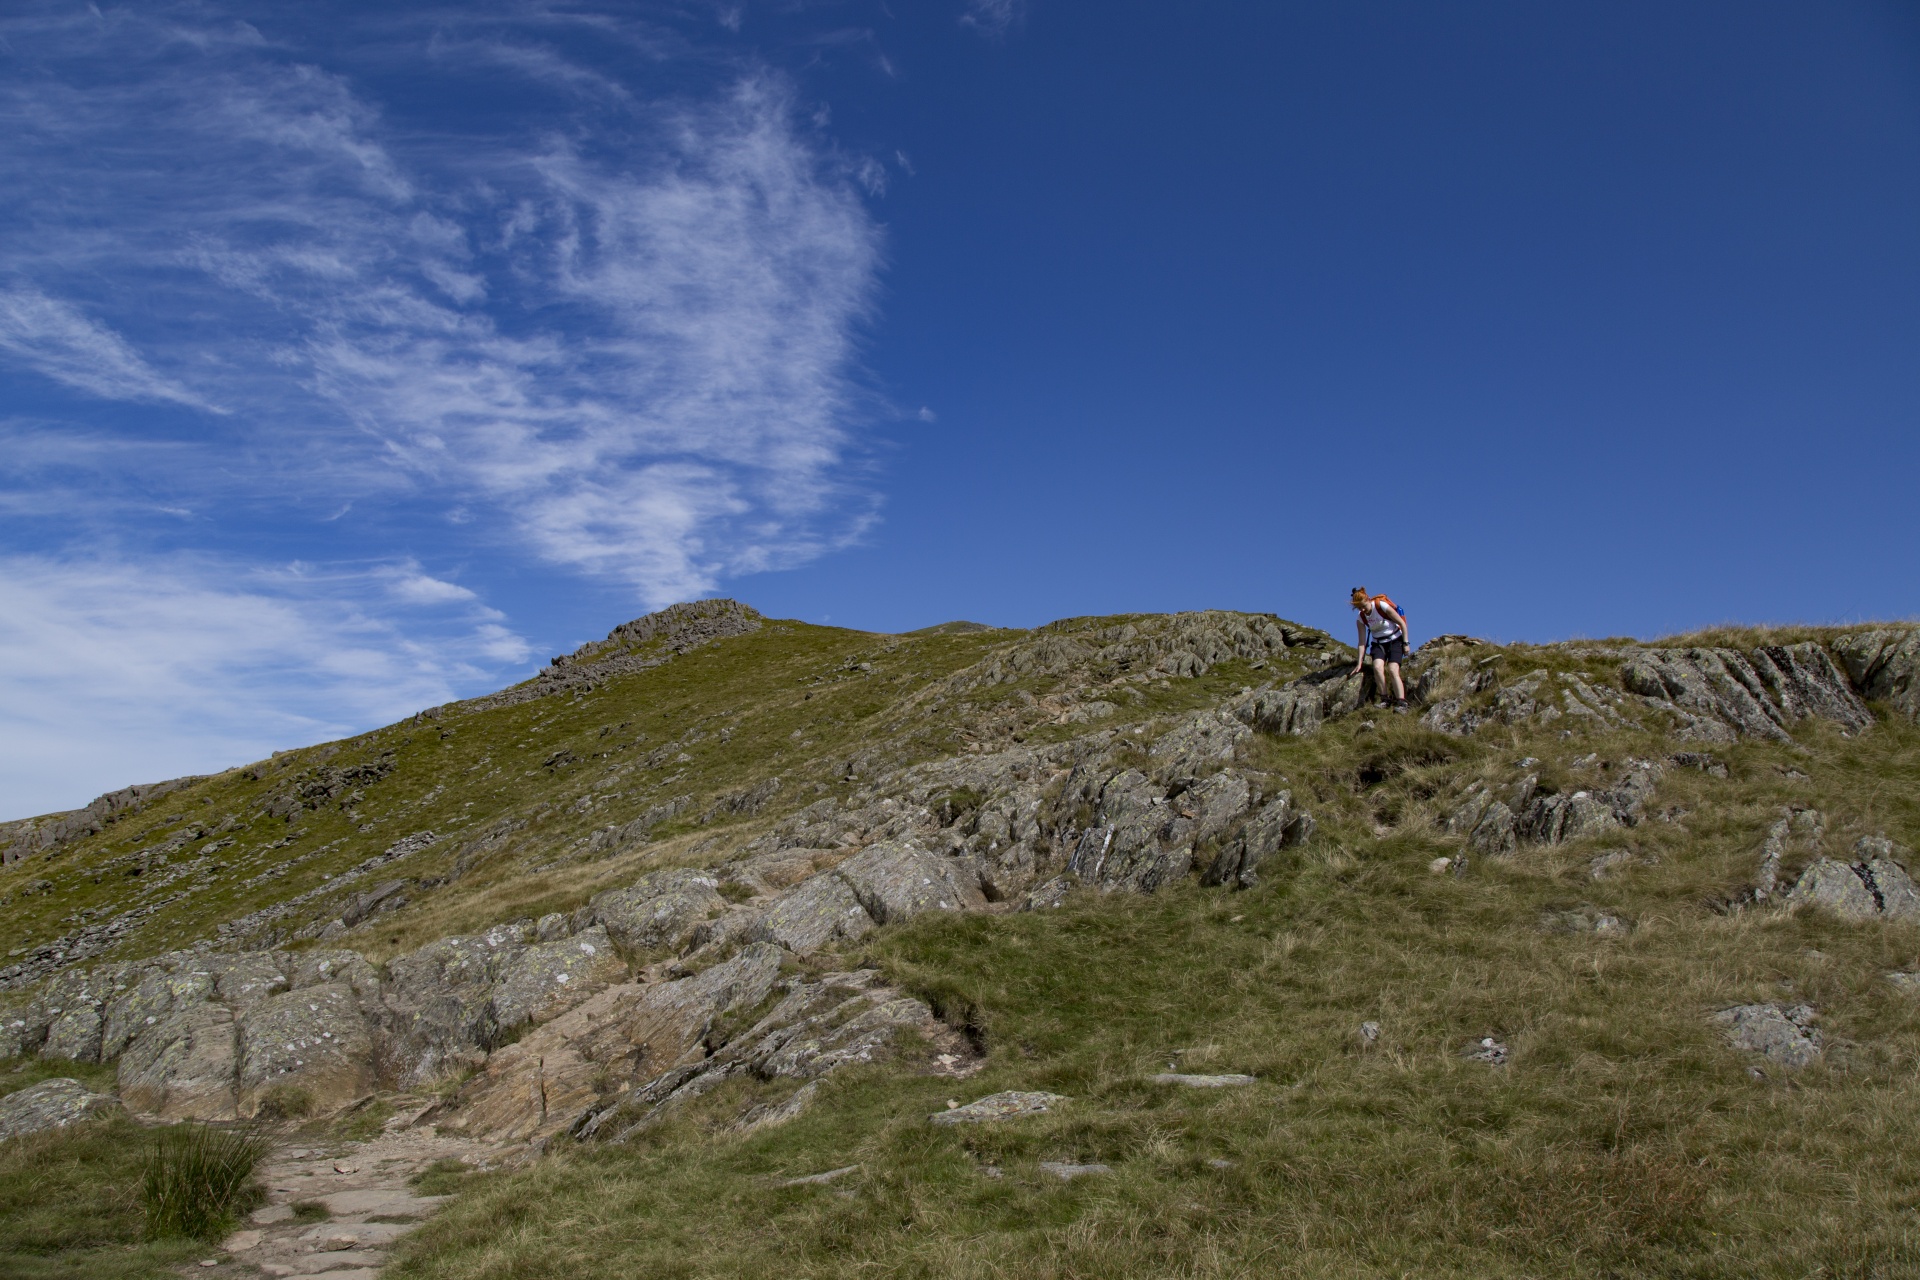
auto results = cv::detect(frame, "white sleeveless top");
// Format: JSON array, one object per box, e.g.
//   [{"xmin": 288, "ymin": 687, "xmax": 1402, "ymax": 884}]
[{"xmin": 1362, "ymin": 602, "xmax": 1401, "ymax": 641}]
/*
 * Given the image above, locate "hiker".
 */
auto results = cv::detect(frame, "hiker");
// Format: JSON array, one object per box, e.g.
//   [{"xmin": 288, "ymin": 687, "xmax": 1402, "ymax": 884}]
[{"xmin": 1350, "ymin": 587, "xmax": 1410, "ymax": 710}]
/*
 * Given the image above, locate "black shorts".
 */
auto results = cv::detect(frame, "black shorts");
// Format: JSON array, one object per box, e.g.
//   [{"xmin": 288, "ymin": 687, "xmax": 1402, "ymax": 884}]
[{"xmin": 1367, "ymin": 637, "xmax": 1406, "ymax": 664}]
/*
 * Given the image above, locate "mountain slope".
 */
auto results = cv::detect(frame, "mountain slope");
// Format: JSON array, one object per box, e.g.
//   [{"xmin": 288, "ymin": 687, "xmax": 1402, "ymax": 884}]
[{"xmin": 4, "ymin": 606, "xmax": 1920, "ymax": 1278}]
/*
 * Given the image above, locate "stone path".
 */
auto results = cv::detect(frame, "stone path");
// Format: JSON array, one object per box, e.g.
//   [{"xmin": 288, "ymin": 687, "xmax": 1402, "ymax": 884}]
[{"xmin": 199, "ymin": 1103, "xmax": 511, "ymax": 1280}]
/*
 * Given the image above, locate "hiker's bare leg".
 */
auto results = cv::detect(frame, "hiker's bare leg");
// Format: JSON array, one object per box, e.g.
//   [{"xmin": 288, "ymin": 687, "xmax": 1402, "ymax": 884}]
[
  {"xmin": 1386, "ymin": 662, "xmax": 1406, "ymax": 701},
  {"xmin": 1369, "ymin": 656, "xmax": 1388, "ymax": 701}
]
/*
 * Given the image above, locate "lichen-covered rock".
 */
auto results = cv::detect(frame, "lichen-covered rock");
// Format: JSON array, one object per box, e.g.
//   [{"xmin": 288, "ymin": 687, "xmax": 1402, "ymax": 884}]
[
  {"xmin": 834, "ymin": 840, "xmax": 986, "ymax": 925},
  {"xmin": 1785, "ymin": 859, "xmax": 1880, "ymax": 921},
  {"xmin": 118, "ymin": 1002, "xmax": 239, "ymax": 1119},
  {"xmin": 585, "ymin": 870, "xmax": 727, "ymax": 953},
  {"xmin": 747, "ymin": 875, "xmax": 875, "ymax": 954},
  {"xmin": 101, "ymin": 959, "xmax": 216, "ymax": 1059},
  {"xmin": 1232, "ymin": 665, "xmax": 1368, "ymax": 737},
  {"xmin": 1830, "ymin": 628, "xmax": 1920, "ymax": 721},
  {"xmin": 237, "ymin": 982, "xmax": 374, "ymax": 1117},
  {"xmin": 930, "ymin": 1090, "xmax": 1067, "ymax": 1125},
  {"xmin": 1712, "ymin": 1003, "xmax": 1821, "ymax": 1068},
  {"xmin": 1149, "ymin": 710, "xmax": 1252, "ymax": 784},
  {"xmin": 1784, "ymin": 844, "xmax": 1920, "ymax": 923},
  {"xmin": 0, "ymin": 1078, "xmax": 121, "ymax": 1140},
  {"xmin": 487, "ymin": 927, "xmax": 626, "ymax": 1035},
  {"xmin": 381, "ymin": 924, "xmax": 527, "ymax": 1078}
]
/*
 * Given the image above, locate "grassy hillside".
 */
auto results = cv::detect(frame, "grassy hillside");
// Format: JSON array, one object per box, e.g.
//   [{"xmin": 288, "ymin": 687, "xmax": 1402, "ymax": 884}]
[{"xmin": 4, "ymin": 606, "xmax": 1920, "ymax": 1277}]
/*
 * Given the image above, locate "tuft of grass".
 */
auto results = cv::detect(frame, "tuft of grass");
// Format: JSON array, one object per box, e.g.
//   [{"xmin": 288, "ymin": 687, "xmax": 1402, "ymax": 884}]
[
  {"xmin": 253, "ymin": 1084, "xmax": 314, "ymax": 1121},
  {"xmin": 290, "ymin": 1199, "xmax": 331, "ymax": 1223},
  {"xmin": 140, "ymin": 1123, "xmax": 270, "ymax": 1242},
  {"xmin": 409, "ymin": 1158, "xmax": 478, "ymax": 1197}
]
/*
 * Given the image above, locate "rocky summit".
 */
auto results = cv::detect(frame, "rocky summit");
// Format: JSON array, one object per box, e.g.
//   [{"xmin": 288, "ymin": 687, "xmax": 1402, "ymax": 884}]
[{"xmin": 3, "ymin": 603, "xmax": 1920, "ymax": 1278}]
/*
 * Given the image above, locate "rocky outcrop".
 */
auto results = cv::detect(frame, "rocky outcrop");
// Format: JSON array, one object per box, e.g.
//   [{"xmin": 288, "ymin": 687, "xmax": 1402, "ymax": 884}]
[
  {"xmin": 466, "ymin": 599, "xmax": 763, "ymax": 712},
  {"xmin": 1621, "ymin": 644, "xmax": 1871, "ymax": 741},
  {"xmin": 836, "ymin": 840, "xmax": 987, "ymax": 924},
  {"xmin": 1202, "ymin": 792, "xmax": 1308, "ymax": 889},
  {"xmin": 1785, "ymin": 837, "xmax": 1920, "ymax": 923},
  {"xmin": 1712, "ymin": 1003, "xmax": 1821, "ymax": 1069},
  {"xmin": 237, "ymin": 983, "xmax": 375, "ymax": 1117},
  {"xmin": 0, "ymin": 1077, "xmax": 122, "ymax": 1140},
  {"xmin": 454, "ymin": 943, "xmax": 786, "ymax": 1143},
  {"xmin": 1231, "ymin": 665, "xmax": 1368, "ymax": 737},
  {"xmin": 119, "ymin": 1002, "xmax": 239, "ymax": 1118},
  {"xmin": 1830, "ymin": 629, "xmax": 1920, "ymax": 721}
]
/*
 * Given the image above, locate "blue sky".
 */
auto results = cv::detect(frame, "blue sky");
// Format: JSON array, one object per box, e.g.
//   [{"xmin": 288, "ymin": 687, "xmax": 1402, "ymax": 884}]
[{"xmin": 2, "ymin": 0, "xmax": 1916, "ymax": 817}]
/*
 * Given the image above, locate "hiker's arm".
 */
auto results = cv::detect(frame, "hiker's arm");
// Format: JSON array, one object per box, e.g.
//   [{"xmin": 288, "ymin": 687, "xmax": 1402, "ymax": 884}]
[
  {"xmin": 1353, "ymin": 618, "xmax": 1365, "ymax": 671},
  {"xmin": 1384, "ymin": 603, "xmax": 1408, "ymax": 648}
]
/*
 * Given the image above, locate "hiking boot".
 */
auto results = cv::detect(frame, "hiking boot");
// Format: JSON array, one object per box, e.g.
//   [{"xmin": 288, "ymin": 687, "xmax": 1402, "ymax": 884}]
[{"xmin": 1392, "ymin": 699, "xmax": 1409, "ymax": 713}]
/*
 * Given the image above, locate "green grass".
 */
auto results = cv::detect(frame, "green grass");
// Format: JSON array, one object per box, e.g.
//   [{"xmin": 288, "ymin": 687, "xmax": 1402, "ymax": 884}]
[
  {"xmin": 9, "ymin": 611, "xmax": 1920, "ymax": 1276},
  {"xmin": 0, "ymin": 1113, "xmax": 208, "ymax": 1279},
  {"xmin": 381, "ymin": 643, "xmax": 1920, "ymax": 1279}
]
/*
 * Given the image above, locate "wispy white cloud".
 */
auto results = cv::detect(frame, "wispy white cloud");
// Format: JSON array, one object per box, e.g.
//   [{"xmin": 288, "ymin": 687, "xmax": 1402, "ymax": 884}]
[
  {"xmin": 0, "ymin": 288, "xmax": 223, "ymax": 411},
  {"xmin": 961, "ymin": 0, "xmax": 1026, "ymax": 37},
  {"xmin": 0, "ymin": 552, "xmax": 529, "ymax": 819},
  {"xmin": 0, "ymin": 6, "xmax": 885, "ymax": 609}
]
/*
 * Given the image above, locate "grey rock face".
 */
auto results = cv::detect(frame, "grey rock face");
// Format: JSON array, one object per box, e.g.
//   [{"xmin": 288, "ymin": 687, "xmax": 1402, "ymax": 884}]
[
  {"xmin": 930, "ymin": 1090, "xmax": 1067, "ymax": 1125},
  {"xmin": 1712, "ymin": 1003, "xmax": 1821, "ymax": 1068},
  {"xmin": 0, "ymin": 1078, "xmax": 122, "ymax": 1140},
  {"xmin": 1202, "ymin": 792, "xmax": 1295, "ymax": 889},
  {"xmin": 1621, "ymin": 644, "xmax": 1871, "ymax": 740},
  {"xmin": 1785, "ymin": 841, "xmax": 1920, "ymax": 923},
  {"xmin": 486, "ymin": 928, "xmax": 625, "ymax": 1036},
  {"xmin": 119, "ymin": 1002, "xmax": 239, "ymax": 1119},
  {"xmin": 1232, "ymin": 665, "xmax": 1368, "ymax": 737},
  {"xmin": 1829, "ymin": 628, "xmax": 1920, "ymax": 721},
  {"xmin": 835, "ymin": 840, "xmax": 987, "ymax": 925},
  {"xmin": 747, "ymin": 874, "xmax": 876, "ymax": 953},
  {"xmin": 381, "ymin": 924, "xmax": 527, "ymax": 1074},
  {"xmin": 237, "ymin": 982, "xmax": 375, "ymax": 1116},
  {"xmin": 1149, "ymin": 711, "xmax": 1251, "ymax": 784},
  {"xmin": 585, "ymin": 870, "xmax": 726, "ymax": 953}
]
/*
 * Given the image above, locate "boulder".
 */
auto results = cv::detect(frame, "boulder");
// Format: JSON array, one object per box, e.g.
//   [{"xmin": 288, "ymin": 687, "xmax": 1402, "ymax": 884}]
[
  {"xmin": 585, "ymin": 870, "xmax": 728, "ymax": 953},
  {"xmin": 0, "ymin": 1078, "xmax": 122, "ymax": 1140},
  {"xmin": 118, "ymin": 1002, "xmax": 239, "ymax": 1119},
  {"xmin": 237, "ymin": 982, "xmax": 374, "ymax": 1117},
  {"xmin": 834, "ymin": 840, "xmax": 986, "ymax": 925},
  {"xmin": 1712, "ymin": 1003, "xmax": 1821, "ymax": 1069},
  {"xmin": 1521, "ymin": 791, "xmax": 1620, "ymax": 845},
  {"xmin": 487, "ymin": 927, "xmax": 626, "ymax": 1034},
  {"xmin": 747, "ymin": 875, "xmax": 876, "ymax": 954},
  {"xmin": 1784, "ymin": 843, "xmax": 1920, "ymax": 923},
  {"xmin": 1785, "ymin": 859, "xmax": 1880, "ymax": 921}
]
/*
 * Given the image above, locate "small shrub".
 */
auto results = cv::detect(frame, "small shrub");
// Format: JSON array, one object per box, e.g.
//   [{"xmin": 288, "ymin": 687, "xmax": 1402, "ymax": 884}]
[
  {"xmin": 141, "ymin": 1123, "xmax": 270, "ymax": 1241},
  {"xmin": 409, "ymin": 1158, "xmax": 477, "ymax": 1197},
  {"xmin": 290, "ymin": 1199, "xmax": 330, "ymax": 1223},
  {"xmin": 254, "ymin": 1084, "xmax": 314, "ymax": 1121}
]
